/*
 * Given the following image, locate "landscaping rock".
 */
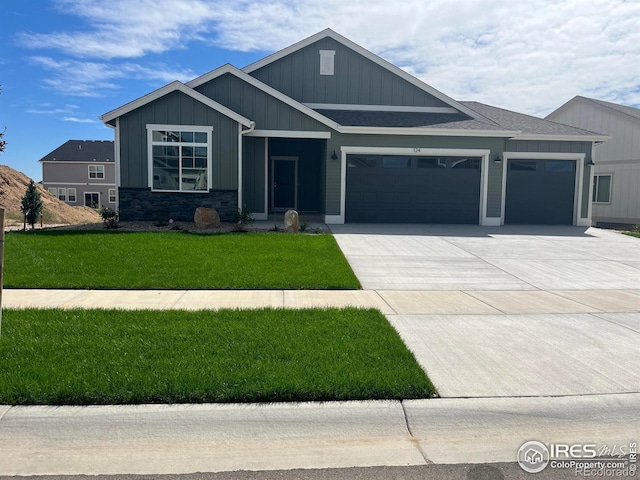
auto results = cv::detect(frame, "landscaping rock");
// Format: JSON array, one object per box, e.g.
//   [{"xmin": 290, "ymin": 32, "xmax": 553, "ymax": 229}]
[
  {"xmin": 284, "ymin": 209, "xmax": 299, "ymax": 233},
  {"xmin": 194, "ymin": 207, "xmax": 220, "ymax": 229}
]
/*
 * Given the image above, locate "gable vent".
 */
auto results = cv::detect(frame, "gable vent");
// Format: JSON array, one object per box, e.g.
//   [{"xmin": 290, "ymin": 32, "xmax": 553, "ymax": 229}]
[{"xmin": 319, "ymin": 50, "xmax": 335, "ymax": 76}]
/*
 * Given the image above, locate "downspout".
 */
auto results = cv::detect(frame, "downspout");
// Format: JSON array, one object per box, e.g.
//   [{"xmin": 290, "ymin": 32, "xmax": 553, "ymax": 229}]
[{"xmin": 237, "ymin": 121, "xmax": 256, "ymax": 212}]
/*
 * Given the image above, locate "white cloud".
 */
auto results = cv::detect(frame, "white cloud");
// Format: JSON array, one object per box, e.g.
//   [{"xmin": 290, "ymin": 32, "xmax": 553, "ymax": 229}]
[
  {"xmin": 17, "ymin": 0, "xmax": 640, "ymax": 114},
  {"xmin": 62, "ymin": 116, "xmax": 97, "ymax": 123}
]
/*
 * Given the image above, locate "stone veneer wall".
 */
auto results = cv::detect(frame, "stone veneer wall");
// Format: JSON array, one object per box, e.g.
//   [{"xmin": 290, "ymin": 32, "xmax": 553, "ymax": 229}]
[{"xmin": 118, "ymin": 187, "xmax": 238, "ymax": 222}]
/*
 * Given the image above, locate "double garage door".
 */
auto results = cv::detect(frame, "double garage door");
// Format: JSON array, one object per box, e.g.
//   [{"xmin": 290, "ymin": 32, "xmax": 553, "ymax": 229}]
[{"xmin": 345, "ymin": 154, "xmax": 577, "ymax": 225}]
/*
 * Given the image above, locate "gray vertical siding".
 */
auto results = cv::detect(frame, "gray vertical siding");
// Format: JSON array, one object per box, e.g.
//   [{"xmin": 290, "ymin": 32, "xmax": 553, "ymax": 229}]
[
  {"xmin": 195, "ymin": 74, "xmax": 331, "ymax": 132},
  {"xmin": 242, "ymin": 136, "xmax": 266, "ymax": 213},
  {"xmin": 249, "ymin": 38, "xmax": 452, "ymax": 108},
  {"xmin": 118, "ymin": 90, "xmax": 239, "ymax": 189}
]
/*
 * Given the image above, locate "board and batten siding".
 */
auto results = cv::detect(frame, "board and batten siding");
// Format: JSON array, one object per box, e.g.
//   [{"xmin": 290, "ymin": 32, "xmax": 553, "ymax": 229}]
[
  {"xmin": 249, "ymin": 37, "xmax": 452, "ymax": 108},
  {"xmin": 324, "ymin": 134, "xmax": 504, "ymax": 217},
  {"xmin": 118, "ymin": 90, "xmax": 239, "ymax": 190},
  {"xmin": 548, "ymin": 101, "xmax": 640, "ymax": 224},
  {"xmin": 506, "ymin": 140, "xmax": 593, "ymax": 219},
  {"xmin": 195, "ymin": 73, "xmax": 330, "ymax": 132},
  {"xmin": 242, "ymin": 136, "xmax": 266, "ymax": 213}
]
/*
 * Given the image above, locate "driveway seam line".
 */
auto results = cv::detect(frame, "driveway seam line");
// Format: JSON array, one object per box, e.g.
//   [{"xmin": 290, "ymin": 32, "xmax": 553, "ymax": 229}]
[
  {"xmin": 373, "ymin": 290, "xmax": 397, "ymax": 314},
  {"xmin": 0, "ymin": 406, "xmax": 12, "ymax": 424},
  {"xmin": 588, "ymin": 311, "xmax": 640, "ymax": 335},
  {"xmin": 169, "ymin": 290, "xmax": 189, "ymax": 309},
  {"xmin": 461, "ymin": 291, "xmax": 507, "ymax": 314}
]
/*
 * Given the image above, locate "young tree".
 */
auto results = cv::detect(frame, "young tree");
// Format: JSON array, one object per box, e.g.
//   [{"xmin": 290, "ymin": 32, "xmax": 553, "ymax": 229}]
[{"xmin": 21, "ymin": 180, "xmax": 43, "ymax": 229}]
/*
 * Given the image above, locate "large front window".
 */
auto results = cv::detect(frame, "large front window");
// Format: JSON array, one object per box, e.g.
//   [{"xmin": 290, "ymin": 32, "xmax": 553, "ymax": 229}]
[{"xmin": 148, "ymin": 125, "xmax": 212, "ymax": 192}]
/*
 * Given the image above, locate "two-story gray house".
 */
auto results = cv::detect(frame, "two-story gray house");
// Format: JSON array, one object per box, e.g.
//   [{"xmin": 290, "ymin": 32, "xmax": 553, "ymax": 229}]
[
  {"xmin": 39, "ymin": 140, "xmax": 117, "ymax": 209},
  {"xmin": 101, "ymin": 29, "xmax": 607, "ymax": 225},
  {"xmin": 547, "ymin": 96, "xmax": 640, "ymax": 227}
]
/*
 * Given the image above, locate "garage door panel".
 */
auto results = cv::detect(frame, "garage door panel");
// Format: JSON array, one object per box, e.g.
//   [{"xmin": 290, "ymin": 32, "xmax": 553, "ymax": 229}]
[
  {"xmin": 505, "ymin": 159, "xmax": 575, "ymax": 225},
  {"xmin": 346, "ymin": 154, "xmax": 481, "ymax": 224}
]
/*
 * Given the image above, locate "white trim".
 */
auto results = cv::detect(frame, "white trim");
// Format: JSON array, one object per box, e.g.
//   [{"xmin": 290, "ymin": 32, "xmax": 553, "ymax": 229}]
[
  {"xmin": 338, "ymin": 146, "xmax": 490, "ymax": 225},
  {"xmin": 510, "ymin": 134, "xmax": 610, "ymax": 142},
  {"xmin": 101, "ymin": 81, "xmax": 252, "ymax": 127},
  {"xmin": 108, "ymin": 188, "xmax": 117, "ymax": 203},
  {"xmin": 271, "ymin": 156, "xmax": 298, "ymax": 211},
  {"xmin": 338, "ymin": 126, "xmax": 520, "ymax": 137},
  {"xmin": 41, "ymin": 182, "xmax": 117, "ymax": 186},
  {"xmin": 304, "ymin": 103, "xmax": 459, "ymax": 114},
  {"xmin": 592, "ymin": 173, "xmax": 613, "ymax": 204},
  {"xmin": 147, "ymin": 124, "xmax": 213, "ymax": 193},
  {"xmin": 187, "ymin": 64, "xmax": 341, "ymax": 131},
  {"xmin": 246, "ymin": 129, "xmax": 332, "ymax": 139},
  {"xmin": 319, "ymin": 50, "xmax": 335, "ymax": 76},
  {"xmin": 241, "ymin": 29, "xmax": 482, "ymax": 121},
  {"xmin": 88, "ymin": 164, "xmax": 105, "ymax": 179},
  {"xmin": 482, "ymin": 217, "xmax": 501, "ymax": 227},
  {"xmin": 500, "ymin": 152, "xmax": 586, "ymax": 226}
]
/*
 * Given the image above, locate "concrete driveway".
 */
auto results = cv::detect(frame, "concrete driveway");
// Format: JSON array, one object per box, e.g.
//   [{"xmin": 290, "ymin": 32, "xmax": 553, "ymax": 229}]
[{"xmin": 330, "ymin": 224, "xmax": 640, "ymax": 398}]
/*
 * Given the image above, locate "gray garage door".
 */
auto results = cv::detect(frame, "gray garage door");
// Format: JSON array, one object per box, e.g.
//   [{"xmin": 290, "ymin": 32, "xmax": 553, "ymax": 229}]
[
  {"xmin": 505, "ymin": 159, "xmax": 576, "ymax": 225},
  {"xmin": 346, "ymin": 154, "xmax": 481, "ymax": 223}
]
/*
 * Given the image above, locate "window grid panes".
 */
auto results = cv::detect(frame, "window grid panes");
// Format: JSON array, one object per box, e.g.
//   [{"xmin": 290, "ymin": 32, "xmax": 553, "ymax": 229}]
[
  {"xmin": 68, "ymin": 188, "xmax": 76, "ymax": 202},
  {"xmin": 89, "ymin": 165, "xmax": 105, "ymax": 179},
  {"xmin": 109, "ymin": 189, "xmax": 117, "ymax": 203},
  {"xmin": 151, "ymin": 128, "xmax": 210, "ymax": 192},
  {"xmin": 58, "ymin": 188, "xmax": 66, "ymax": 201}
]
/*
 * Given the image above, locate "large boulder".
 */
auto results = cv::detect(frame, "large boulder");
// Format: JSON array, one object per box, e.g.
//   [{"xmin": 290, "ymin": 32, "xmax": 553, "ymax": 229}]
[
  {"xmin": 194, "ymin": 207, "xmax": 220, "ymax": 229},
  {"xmin": 284, "ymin": 209, "xmax": 299, "ymax": 233}
]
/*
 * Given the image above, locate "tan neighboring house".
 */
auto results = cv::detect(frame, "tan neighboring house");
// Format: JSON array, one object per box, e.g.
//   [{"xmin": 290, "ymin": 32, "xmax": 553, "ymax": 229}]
[
  {"xmin": 547, "ymin": 96, "xmax": 640, "ymax": 227},
  {"xmin": 39, "ymin": 140, "xmax": 116, "ymax": 209}
]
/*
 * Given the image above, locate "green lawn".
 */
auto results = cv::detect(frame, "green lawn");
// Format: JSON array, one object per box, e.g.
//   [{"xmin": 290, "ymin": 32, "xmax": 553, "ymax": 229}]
[
  {"xmin": 0, "ymin": 308, "xmax": 436, "ymax": 405},
  {"xmin": 623, "ymin": 231, "xmax": 640, "ymax": 239},
  {"xmin": 4, "ymin": 230, "xmax": 360, "ymax": 289}
]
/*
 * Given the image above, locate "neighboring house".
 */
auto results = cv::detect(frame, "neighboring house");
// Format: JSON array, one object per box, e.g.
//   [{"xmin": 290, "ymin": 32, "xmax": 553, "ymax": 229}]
[
  {"xmin": 39, "ymin": 140, "xmax": 117, "ymax": 209},
  {"xmin": 547, "ymin": 96, "xmax": 640, "ymax": 227},
  {"xmin": 100, "ymin": 29, "xmax": 607, "ymax": 226}
]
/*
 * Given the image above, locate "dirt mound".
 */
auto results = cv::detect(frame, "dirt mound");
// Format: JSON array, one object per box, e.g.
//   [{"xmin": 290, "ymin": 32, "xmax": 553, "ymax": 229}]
[{"xmin": 0, "ymin": 164, "xmax": 101, "ymax": 226}]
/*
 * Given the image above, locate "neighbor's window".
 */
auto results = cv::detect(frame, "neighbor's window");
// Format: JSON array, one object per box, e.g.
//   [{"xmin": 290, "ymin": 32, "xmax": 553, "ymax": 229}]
[
  {"xmin": 68, "ymin": 188, "xmax": 77, "ymax": 202},
  {"xmin": 57, "ymin": 188, "xmax": 66, "ymax": 201},
  {"xmin": 109, "ymin": 189, "xmax": 117, "ymax": 203},
  {"xmin": 48, "ymin": 187, "xmax": 57, "ymax": 196},
  {"xmin": 592, "ymin": 174, "xmax": 612, "ymax": 203},
  {"xmin": 149, "ymin": 126, "xmax": 212, "ymax": 192},
  {"xmin": 89, "ymin": 165, "xmax": 105, "ymax": 179}
]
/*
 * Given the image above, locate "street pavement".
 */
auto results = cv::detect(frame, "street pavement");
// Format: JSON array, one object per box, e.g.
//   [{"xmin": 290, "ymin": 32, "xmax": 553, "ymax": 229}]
[{"xmin": 1, "ymin": 225, "xmax": 639, "ymax": 476}]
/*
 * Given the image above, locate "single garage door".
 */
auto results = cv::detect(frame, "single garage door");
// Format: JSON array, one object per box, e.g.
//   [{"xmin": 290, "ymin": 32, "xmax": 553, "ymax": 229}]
[
  {"xmin": 505, "ymin": 159, "xmax": 576, "ymax": 225},
  {"xmin": 346, "ymin": 154, "xmax": 481, "ymax": 223}
]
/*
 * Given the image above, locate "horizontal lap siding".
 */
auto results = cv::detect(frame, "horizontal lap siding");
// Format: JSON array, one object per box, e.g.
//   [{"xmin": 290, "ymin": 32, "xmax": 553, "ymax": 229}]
[{"xmin": 119, "ymin": 91, "xmax": 238, "ymax": 190}]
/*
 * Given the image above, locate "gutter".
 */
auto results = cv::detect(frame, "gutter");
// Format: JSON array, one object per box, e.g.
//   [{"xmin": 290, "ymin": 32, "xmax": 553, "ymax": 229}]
[{"xmin": 237, "ymin": 121, "xmax": 256, "ymax": 213}]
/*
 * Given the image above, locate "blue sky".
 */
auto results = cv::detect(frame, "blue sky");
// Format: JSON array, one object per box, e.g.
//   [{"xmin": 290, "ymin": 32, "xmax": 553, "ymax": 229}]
[{"xmin": 2, "ymin": 0, "xmax": 639, "ymax": 182}]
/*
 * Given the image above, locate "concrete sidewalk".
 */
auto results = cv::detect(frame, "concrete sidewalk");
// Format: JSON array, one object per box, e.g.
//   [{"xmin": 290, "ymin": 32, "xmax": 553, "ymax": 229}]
[
  {"xmin": 1, "ymin": 395, "xmax": 638, "ymax": 476},
  {"xmin": 5, "ymin": 287, "xmax": 640, "ymax": 314}
]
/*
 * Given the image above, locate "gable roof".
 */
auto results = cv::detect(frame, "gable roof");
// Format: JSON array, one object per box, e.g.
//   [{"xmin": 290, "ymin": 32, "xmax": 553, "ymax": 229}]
[
  {"xmin": 100, "ymin": 80, "xmax": 252, "ymax": 127},
  {"xmin": 187, "ymin": 64, "xmax": 341, "ymax": 131},
  {"xmin": 548, "ymin": 96, "xmax": 640, "ymax": 124},
  {"xmin": 38, "ymin": 140, "xmax": 114, "ymax": 163},
  {"xmin": 241, "ymin": 28, "xmax": 483, "ymax": 121},
  {"xmin": 462, "ymin": 101, "xmax": 610, "ymax": 141}
]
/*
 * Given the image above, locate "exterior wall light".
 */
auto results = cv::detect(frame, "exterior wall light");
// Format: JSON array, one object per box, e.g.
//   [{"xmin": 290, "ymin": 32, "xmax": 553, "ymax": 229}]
[
  {"xmin": 493, "ymin": 154, "xmax": 502, "ymax": 164},
  {"xmin": 330, "ymin": 150, "xmax": 338, "ymax": 161},
  {"xmin": 585, "ymin": 157, "xmax": 595, "ymax": 166}
]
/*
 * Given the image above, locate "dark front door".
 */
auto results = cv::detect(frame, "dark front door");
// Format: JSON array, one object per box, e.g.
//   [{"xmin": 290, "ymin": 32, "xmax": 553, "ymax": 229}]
[
  {"xmin": 272, "ymin": 157, "xmax": 297, "ymax": 210},
  {"xmin": 505, "ymin": 159, "xmax": 576, "ymax": 225}
]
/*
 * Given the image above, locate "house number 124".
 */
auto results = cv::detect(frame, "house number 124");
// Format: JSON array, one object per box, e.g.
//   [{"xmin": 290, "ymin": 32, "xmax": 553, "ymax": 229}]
[{"xmin": 413, "ymin": 148, "xmax": 421, "ymax": 152}]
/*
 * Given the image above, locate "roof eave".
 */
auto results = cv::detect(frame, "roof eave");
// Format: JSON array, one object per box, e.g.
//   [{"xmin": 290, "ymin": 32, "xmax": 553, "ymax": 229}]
[
  {"xmin": 510, "ymin": 133, "xmax": 611, "ymax": 142},
  {"xmin": 241, "ymin": 28, "xmax": 483, "ymax": 122}
]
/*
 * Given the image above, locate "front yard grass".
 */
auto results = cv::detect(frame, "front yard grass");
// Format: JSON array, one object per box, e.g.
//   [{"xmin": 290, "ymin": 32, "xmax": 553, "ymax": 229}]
[
  {"xmin": 4, "ymin": 230, "xmax": 360, "ymax": 290},
  {"xmin": 623, "ymin": 231, "xmax": 640, "ymax": 239},
  {"xmin": 0, "ymin": 308, "xmax": 436, "ymax": 405}
]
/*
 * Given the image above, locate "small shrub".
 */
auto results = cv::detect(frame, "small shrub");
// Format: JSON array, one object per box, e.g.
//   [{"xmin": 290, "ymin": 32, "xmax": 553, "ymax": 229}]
[
  {"xmin": 234, "ymin": 208, "xmax": 254, "ymax": 232},
  {"xmin": 270, "ymin": 223, "xmax": 282, "ymax": 232},
  {"xmin": 98, "ymin": 206, "xmax": 119, "ymax": 229},
  {"xmin": 300, "ymin": 222, "xmax": 309, "ymax": 233},
  {"xmin": 632, "ymin": 224, "xmax": 640, "ymax": 233}
]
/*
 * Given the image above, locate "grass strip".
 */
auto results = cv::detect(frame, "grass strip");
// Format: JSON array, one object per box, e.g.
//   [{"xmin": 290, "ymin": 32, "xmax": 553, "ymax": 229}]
[
  {"xmin": 0, "ymin": 308, "xmax": 436, "ymax": 405},
  {"xmin": 4, "ymin": 230, "xmax": 360, "ymax": 289}
]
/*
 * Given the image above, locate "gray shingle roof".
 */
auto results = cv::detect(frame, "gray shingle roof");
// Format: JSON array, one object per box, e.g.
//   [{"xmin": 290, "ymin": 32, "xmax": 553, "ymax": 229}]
[
  {"xmin": 460, "ymin": 101, "xmax": 602, "ymax": 136},
  {"xmin": 38, "ymin": 140, "xmax": 114, "ymax": 162},
  {"xmin": 313, "ymin": 109, "xmax": 506, "ymax": 130},
  {"xmin": 579, "ymin": 96, "xmax": 640, "ymax": 122}
]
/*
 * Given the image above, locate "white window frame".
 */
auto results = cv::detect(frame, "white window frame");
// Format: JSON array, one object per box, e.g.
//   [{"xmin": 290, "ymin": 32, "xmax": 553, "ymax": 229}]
[
  {"xmin": 48, "ymin": 187, "xmax": 57, "ymax": 197},
  {"xmin": 592, "ymin": 174, "xmax": 612, "ymax": 204},
  {"xmin": 108, "ymin": 188, "xmax": 117, "ymax": 203},
  {"xmin": 68, "ymin": 188, "xmax": 77, "ymax": 203},
  {"xmin": 147, "ymin": 124, "xmax": 213, "ymax": 193},
  {"xmin": 88, "ymin": 164, "xmax": 105, "ymax": 179},
  {"xmin": 58, "ymin": 188, "xmax": 66, "ymax": 201}
]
